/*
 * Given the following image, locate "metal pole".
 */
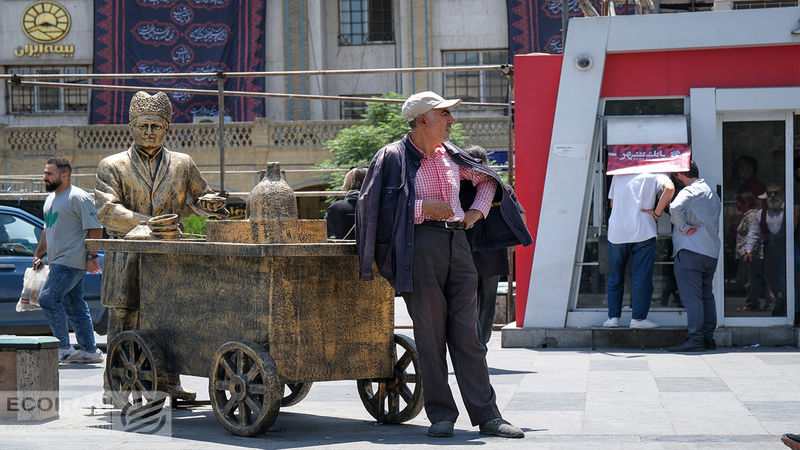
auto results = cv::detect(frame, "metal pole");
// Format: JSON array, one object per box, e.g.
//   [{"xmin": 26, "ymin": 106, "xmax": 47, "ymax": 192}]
[
  {"xmin": 503, "ymin": 64, "xmax": 517, "ymax": 325},
  {"xmin": 562, "ymin": 0, "xmax": 569, "ymax": 47},
  {"xmin": 217, "ymin": 71, "xmax": 226, "ymax": 196},
  {"xmin": 11, "ymin": 80, "xmax": 509, "ymax": 109}
]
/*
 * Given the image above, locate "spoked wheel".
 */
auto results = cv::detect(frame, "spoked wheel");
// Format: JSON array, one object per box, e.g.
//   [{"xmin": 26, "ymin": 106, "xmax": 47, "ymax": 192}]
[
  {"xmin": 105, "ymin": 331, "xmax": 169, "ymax": 412},
  {"xmin": 281, "ymin": 382, "xmax": 312, "ymax": 407},
  {"xmin": 208, "ymin": 341, "xmax": 281, "ymax": 437},
  {"xmin": 357, "ymin": 334, "xmax": 424, "ymax": 423}
]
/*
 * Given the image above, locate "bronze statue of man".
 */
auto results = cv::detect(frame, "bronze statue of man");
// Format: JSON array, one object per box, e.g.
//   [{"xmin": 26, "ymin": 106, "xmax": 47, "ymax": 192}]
[{"xmin": 95, "ymin": 91, "xmax": 224, "ymax": 401}]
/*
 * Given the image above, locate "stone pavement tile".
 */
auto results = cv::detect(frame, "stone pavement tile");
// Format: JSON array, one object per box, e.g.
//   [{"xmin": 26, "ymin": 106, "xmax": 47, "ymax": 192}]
[
  {"xmin": 516, "ymin": 437, "xmax": 782, "ymax": 450},
  {"xmin": 646, "ymin": 353, "xmax": 718, "ymax": 378},
  {"xmin": 486, "ymin": 370, "xmax": 528, "ymax": 386},
  {"xmin": 509, "ymin": 411, "xmax": 584, "ymax": 434},
  {"xmin": 744, "ymin": 401, "xmax": 800, "ymax": 422},
  {"xmin": 722, "ymin": 376, "xmax": 800, "ymax": 402},
  {"xmin": 702, "ymin": 353, "xmax": 765, "ymax": 371},
  {"xmin": 515, "ymin": 371, "xmax": 588, "ymax": 393},
  {"xmin": 582, "ymin": 406, "xmax": 674, "ymax": 435},
  {"xmin": 662, "ymin": 392, "xmax": 766, "ymax": 435},
  {"xmin": 587, "ymin": 372, "xmax": 660, "ymax": 399},
  {"xmin": 529, "ymin": 349, "xmax": 593, "ymax": 366},
  {"xmin": 655, "ymin": 377, "xmax": 730, "ymax": 392},
  {"xmin": 758, "ymin": 420, "xmax": 800, "ymax": 436},
  {"xmin": 506, "ymin": 392, "xmax": 585, "ymax": 411},
  {"xmin": 590, "ymin": 359, "xmax": 650, "ymax": 371},
  {"xmin": 757, "ymin": 354, "xmax": 800, "ymax": 365}
]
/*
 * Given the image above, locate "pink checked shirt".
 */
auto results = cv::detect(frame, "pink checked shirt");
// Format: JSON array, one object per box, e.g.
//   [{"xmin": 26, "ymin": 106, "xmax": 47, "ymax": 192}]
[{"xmin": 410, "ymin": 139, "xmax": 497, "ymax": 224}]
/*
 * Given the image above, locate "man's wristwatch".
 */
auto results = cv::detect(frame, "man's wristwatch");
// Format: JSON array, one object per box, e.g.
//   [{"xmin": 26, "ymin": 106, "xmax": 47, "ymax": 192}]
[{"xmin": 86, "ymin": 253, "xmax": 98, "ymax": 260}]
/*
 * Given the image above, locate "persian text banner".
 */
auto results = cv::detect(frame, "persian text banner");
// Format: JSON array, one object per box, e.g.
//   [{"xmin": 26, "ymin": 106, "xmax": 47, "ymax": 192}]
[
  {"xmin": 606, "ymin": 144, "xmax": 691, "ymax": 175},
  {"xmin": 92, "ymin": 0, "xmax": 265, "ymax": 124}
]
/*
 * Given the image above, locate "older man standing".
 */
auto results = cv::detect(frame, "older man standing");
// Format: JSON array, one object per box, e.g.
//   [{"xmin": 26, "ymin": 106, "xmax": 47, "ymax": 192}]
[
  {"xmin": 95, "ymin": 91, "xmax": 225, "ymax": 400},
  {"xmin": 356, "ymin": 92, "xmax": 532, "ymax": 438},
  {"xmin": 667, "ymin": 161, "xmax": 721, "ymax": 352}
]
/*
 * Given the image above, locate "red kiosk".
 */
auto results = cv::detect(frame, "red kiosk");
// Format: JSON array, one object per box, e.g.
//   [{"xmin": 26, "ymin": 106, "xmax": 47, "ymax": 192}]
[{"xmin": 510, "ymin": 7, "xmax": 800, "ymax": 345}]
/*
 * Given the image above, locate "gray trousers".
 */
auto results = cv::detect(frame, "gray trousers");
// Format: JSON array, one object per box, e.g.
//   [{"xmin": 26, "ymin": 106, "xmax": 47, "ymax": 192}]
[
  {"xmin": 674, "ymin": 249, "xmax": 718, "ymax": 342},
  {"xmin": 402, "ymin": 225, "xmax": 500, "ymax": 426}
]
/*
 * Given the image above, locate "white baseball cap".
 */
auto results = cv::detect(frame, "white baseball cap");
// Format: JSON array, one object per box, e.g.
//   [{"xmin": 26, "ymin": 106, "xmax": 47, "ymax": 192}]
[{"xmin": 401, "ymin": 91, "xmax": 462, "ymax": 122}]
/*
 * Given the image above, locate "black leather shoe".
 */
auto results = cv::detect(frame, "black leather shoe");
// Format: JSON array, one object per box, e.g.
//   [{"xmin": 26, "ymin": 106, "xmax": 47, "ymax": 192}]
[
  {"xmin": 428, "ymin": 421, "xmax": 454, "ymax": 437},
  {"xmin": 668, "ymin": 339, "xmax": 705, "ymax": 352},
  {"xmin": 704, "ymin": 338, "xmax": 716, "ymax": 350},
  {"xmin": 479, "ymin": 418, "xmax": 524, "ymax": 438}
]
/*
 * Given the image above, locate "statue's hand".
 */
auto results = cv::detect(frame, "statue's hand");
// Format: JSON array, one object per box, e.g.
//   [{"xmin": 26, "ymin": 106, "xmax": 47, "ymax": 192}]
[
  {"xmin": 198, "ymin": 193, "xmax": 227, "ymax": 214},
  {"xmin": 206, "ymin": 207, "xmax": 230, "ymax": 220}
]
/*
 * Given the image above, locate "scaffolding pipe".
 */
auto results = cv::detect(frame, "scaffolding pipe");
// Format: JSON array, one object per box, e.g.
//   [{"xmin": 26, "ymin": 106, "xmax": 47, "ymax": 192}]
[
  {"xmin": 0, "ymin": 64, "xmax": 511, "ymax": 80},
  {"xmin": 7, "ymin": 79, "xmax": 510, "ymax": 108},
  {"xmin": 217, "ymin": 72, "xmax": 226, "ymax": 195},
  {"xmin": 503, "ymin": 65, "xmax": 518, "ymax": 324}
]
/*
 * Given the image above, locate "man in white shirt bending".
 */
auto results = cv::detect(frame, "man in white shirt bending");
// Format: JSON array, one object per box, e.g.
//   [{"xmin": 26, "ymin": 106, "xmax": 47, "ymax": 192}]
[{"xmin": 604, "ymin": 172, "xmax": 674, "ymax": 328}]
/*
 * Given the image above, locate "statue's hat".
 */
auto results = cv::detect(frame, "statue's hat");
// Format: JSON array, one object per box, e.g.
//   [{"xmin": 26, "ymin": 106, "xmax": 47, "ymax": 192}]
[{"xmin": 129, "ymin": 91, "xmax": 173, "ymax": 123}]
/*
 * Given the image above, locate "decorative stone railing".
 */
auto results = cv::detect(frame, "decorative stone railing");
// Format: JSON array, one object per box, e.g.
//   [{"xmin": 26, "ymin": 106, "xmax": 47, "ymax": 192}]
[
  {"xmin": 0, "ymin": 117, "xmax": 510, "ymax": 195},
  {"xmin": 0, "ymin": 117, "xmax": 509, "ymax": 155}
]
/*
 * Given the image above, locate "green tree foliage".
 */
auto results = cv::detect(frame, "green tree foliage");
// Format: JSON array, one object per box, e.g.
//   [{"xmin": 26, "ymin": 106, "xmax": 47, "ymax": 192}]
[
  {"xmin": 181, "ymin": 214, "xmax": 209, "ymax": 237},
  {"xmin": 321, "ymin": 93, "xmax": 466, "ymax": 190}
]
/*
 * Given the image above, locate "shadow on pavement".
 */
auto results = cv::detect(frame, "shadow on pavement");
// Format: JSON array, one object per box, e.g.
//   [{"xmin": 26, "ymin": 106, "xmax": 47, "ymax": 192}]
[{"xmin": 79, "ymin": 407, "xmax": 523, "ymax": 447}]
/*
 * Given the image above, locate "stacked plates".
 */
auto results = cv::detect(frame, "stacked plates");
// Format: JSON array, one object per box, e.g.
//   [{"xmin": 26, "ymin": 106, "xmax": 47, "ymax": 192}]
[{"xmin": 147, "ymin": 214, "xmax": 181, "ymax": 240}]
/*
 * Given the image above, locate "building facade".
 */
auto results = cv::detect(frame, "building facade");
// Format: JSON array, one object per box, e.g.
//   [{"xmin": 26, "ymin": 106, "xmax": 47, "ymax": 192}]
[{"xmin": 0, "ymin": 0, "xmax": 510, "ymax": 126}]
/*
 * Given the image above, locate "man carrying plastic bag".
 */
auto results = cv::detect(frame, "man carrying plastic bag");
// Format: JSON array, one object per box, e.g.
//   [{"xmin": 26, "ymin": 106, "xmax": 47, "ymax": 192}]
[
  {"xmin": 32, "ymin": 157, "xmax": 104, "ymax": 364},
  {"xmin": 16, "ymin": 262, "xmax": 49, "ymax": 311}
]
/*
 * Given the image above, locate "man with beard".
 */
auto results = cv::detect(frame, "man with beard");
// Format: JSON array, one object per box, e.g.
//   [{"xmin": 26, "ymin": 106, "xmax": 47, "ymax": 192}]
[
  {"xmin": 744, "ymin": 182, "xmax": 787, "ymax": 316},
  {"xmin": 667, "ymin": 161, "xmax": 722, "ymax": 352},
  {"xmin": 33, "ymin": 157, "xmax": 104, "ymax": 363}
]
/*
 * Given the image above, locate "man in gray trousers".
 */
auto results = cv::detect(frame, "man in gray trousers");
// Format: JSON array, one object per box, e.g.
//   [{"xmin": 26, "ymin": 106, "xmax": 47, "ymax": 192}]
[
  {"xmin": 667, "ymin": 161, "xmax": 722, "ymax": 352},
  {"xmin": 356, "ymin": 92, "xmax": 532, "ymax": 438}
]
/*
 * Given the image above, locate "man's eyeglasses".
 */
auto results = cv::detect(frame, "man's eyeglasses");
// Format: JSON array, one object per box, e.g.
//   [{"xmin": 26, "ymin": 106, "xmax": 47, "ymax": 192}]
[{"xmin": 767, "ymin": 191, "xmax": 782, "ymax": 197}]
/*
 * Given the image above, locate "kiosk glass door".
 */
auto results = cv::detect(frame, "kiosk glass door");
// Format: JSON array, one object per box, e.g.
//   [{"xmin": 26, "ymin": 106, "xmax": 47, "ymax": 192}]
[{"xmin": 721, "ymin": 119, "xmax": 790, "ymax": 319}]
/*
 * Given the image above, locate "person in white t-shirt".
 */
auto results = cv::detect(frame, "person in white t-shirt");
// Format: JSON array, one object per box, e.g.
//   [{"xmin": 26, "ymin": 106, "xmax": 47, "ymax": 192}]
[{"xmin": 604, "ymin": 172, "xmax": 674, "ymax": 328}]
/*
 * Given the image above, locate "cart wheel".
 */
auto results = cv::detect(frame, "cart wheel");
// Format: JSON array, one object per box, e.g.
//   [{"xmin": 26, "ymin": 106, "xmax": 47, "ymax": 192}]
[
  {"xmin": 356, "ymin": 334, "xmax": 424, "ymax": 423},
  {"xmin": 208, "ymin": 341, "xmax": 281, "ymax": 437},
  {"xmin": 281, "ymin": 382, "xmax": 312, "ymax": 407},
  {"xmin": 105, "ymin": 331, "xmax": 169, "ymax": 412}
]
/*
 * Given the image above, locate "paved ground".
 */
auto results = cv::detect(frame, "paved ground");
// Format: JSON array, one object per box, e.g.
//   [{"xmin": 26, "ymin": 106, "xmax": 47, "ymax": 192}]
[{"xmin": 2, "ymin": 299, "xmax": 800, "ymax": 449}]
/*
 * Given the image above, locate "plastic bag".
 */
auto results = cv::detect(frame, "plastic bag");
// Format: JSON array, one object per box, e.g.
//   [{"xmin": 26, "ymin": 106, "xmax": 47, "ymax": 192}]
[{"xmin": 16, "ymin": 265, "xmax": 49, "ymax": 312}]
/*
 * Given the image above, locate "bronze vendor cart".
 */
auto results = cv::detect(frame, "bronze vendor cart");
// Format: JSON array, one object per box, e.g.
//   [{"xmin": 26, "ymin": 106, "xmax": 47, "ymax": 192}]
[{"xmin": 87, "ymin": 238, "xmax": 423, "ymax": 437}]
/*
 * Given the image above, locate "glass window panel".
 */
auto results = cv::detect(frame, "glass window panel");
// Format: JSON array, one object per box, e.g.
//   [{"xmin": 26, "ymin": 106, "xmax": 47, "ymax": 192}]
[
  {"xmin": 442, "ymin": 49, "xmax": 508, "ymax": 103},
  {"xmin": 37, "ymin": 86, "xmax": 60, "ymax": 111},
  {"xmin": 7, "ymin": 65, "xmax": 88, "ymax": 114},
  {"xmin": 0, "ymin": 214, "xmax": 41, "ymax": 256},
  {"xmin": 367, "ymin": 0, "xmax": 393, "ymax": 42},
  {"xmin": 722, "ymin": 120, "xmax": 787, "ymax": 318}
]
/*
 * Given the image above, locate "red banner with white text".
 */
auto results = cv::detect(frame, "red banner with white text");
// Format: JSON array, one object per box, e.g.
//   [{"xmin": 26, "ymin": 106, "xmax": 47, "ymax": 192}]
[{"xmin": 606, "ymin": 144, "xmax": 691, "ymax": 175}]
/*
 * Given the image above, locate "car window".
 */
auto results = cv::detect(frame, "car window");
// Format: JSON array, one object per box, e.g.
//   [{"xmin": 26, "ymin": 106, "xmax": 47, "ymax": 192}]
[{"xmin": 0, "ymin": 213, "xmax": 41, "ymax": 256}]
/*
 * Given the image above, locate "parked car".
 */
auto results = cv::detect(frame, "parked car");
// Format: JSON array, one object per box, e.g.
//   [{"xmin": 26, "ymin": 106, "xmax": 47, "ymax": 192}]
[{"xmin": 0, "ymin": 205, "xmax": 106, "ymax": 336}]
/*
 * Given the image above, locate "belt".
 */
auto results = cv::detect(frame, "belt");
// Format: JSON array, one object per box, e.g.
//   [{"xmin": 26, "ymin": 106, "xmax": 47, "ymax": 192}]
[{"xmin": 420, "ymin": 220, "xmax": 466, "ymax": 230}]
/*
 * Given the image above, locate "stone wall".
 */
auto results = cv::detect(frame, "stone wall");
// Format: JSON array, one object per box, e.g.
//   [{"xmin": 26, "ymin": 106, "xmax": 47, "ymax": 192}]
[{"xmin": 0, "ymin": 117, "xmax": 509, "ymax": 193}]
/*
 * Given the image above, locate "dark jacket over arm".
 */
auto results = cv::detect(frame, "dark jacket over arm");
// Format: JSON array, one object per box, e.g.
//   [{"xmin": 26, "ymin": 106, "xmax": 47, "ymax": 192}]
[{"xmin": 356, "ymin": 134, "xmax": 533, "ymax": 293}]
